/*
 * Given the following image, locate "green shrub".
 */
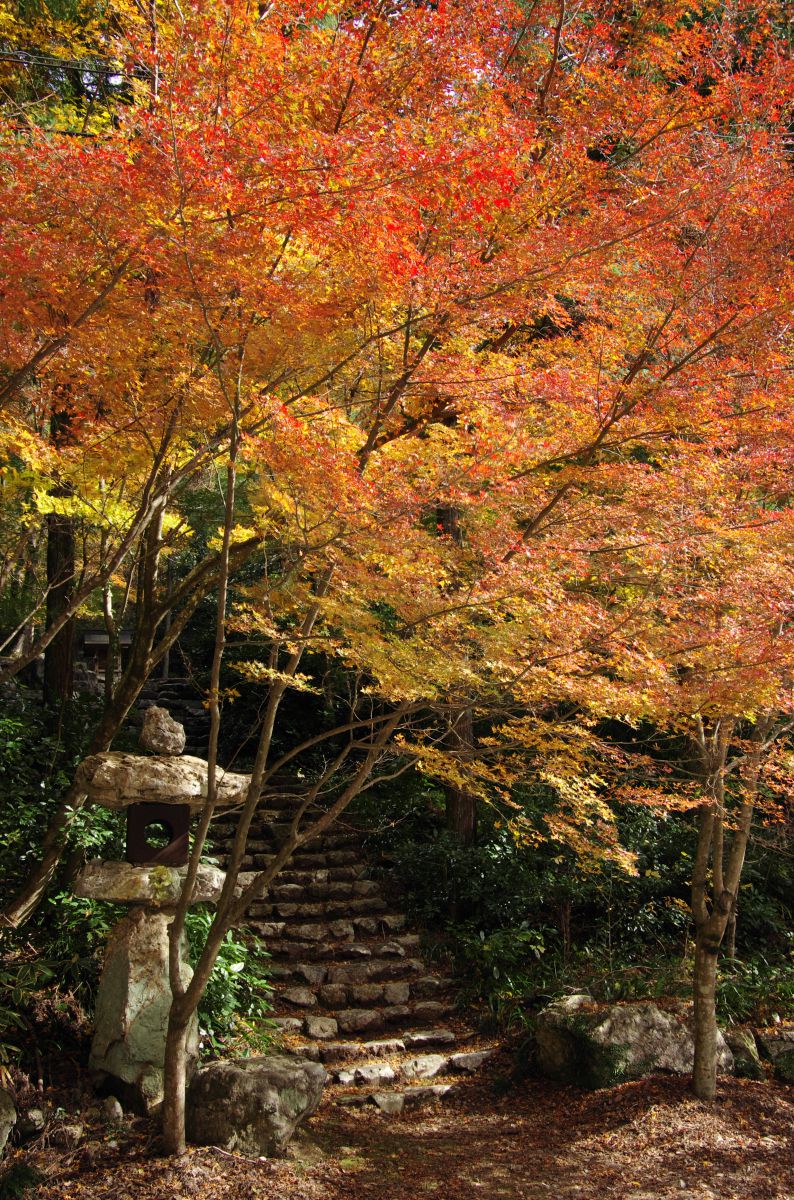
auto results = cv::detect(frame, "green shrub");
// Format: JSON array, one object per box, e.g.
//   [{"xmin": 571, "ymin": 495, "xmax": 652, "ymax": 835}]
[
  {"xmin": 716, "ymin": 947, "xmax": 794, "ymax": 1025},
  {"xmin": 0, "ymin": 694, "xmax": 124, "ymax": 897},
  {"xmin": 187, "ymin": 910, "xmax": 274, "ymax": 1057},
  {"xmin": 0, "ymin": 959, "xmax": 56, "ymax": 1084}
]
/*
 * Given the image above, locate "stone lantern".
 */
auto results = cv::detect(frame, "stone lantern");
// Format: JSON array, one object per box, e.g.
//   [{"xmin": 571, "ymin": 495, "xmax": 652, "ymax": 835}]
[{"xmin": 73, "ymin": 707, "xmax": 250, "ymax": 1113}]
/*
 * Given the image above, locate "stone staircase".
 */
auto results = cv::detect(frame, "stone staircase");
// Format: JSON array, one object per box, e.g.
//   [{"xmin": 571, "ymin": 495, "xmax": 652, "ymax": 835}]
[{"xmin": 209, "ymin": 794, "xmax": 496, "ymax": 1113}]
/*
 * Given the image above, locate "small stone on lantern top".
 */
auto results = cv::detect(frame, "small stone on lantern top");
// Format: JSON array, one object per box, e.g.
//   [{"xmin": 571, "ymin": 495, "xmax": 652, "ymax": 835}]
[{"xmin": 139, "ymin": 706, "xmax": 186, "ymax": 756}]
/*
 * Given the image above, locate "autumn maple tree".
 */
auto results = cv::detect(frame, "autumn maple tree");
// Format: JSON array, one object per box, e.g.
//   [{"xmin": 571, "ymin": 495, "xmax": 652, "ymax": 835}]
[{"xmin": 0, "ymin": 0, "xmax": 792, "ymax": 1149}]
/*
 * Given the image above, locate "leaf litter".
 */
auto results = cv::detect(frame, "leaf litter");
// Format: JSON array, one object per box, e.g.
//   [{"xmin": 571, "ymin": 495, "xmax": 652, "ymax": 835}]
[{"xmin": 5, "ymin": 1056, "xmax": 792, "ymax": 1200}]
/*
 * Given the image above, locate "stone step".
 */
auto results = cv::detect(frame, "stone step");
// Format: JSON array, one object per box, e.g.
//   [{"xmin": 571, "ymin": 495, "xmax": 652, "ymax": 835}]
[
  {"xmin": 277, "ymin": 972, "xmax": 448, "ymax": 1012},
  {"xmin": 221, "ymin": 849, "xmax": 363, "ymax": 872},
  {"xmin": 256, "ymin": 934, "xmax": 421, "ymax": 964},
  {"xmin": 249, "ymin": 913, "xmax": 407, "ymax": 950},
  {"xmin": 253, "ymin": 877, "xmax": 380, "ymax": 904},
  {"xmin": 270, "ymin": 865, "xmax": 370, "ymax": 886},
  {"xmin": 312, "ymin": 1029, "xmax": 460, "ymax": 1063},
  {"xmin": 337, "ymin": 1084, "xmax": 458, "ymax": 1114},
  {"xmin": 269, "ymin": 1001, "xmax": 456, "ymax": 1038},
  {"xmin": 232, "ymin": 830, "xmax": 361, "ymax": 853},
  {"xmin": 270, "ymin": 957, "xmax": 426, "ymax": 987},
  {"xmin": 307, "ymin": 1002, "xmax": 456, "ymax": 1037},
  {"xmin": 248, "ymin": 894, "xmax": 389, "ymax": 921},
  {"xmin": 330, "ymin": 1048, "xmax": 494, "ymax": 1086},
  {"xmin": 210, "ymin": 793, "xmax": 311, "ymax": 818}
]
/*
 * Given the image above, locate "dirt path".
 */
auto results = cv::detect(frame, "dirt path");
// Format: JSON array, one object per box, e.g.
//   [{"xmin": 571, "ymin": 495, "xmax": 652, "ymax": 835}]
[{"xmin": 12, "ymin": 1062, "xmax": 794, "ymax": 1200}]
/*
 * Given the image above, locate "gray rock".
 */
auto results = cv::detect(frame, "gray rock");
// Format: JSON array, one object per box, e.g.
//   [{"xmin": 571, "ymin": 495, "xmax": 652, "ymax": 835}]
[
  {"xmin": 319, "ymin": 984, "xmax": 348, "ymax": 1008},
  {"xmin": 328, "ymin": 920, "xmax": 355, "ymax": 940},
  {"xmin": 383, "ymin": 982, "xmax": 410, "ymax": 1005},
  {"xmin": 348, "ymin": 983, "xmax": 384, "ymax": 1005},
  {"xmin": 53, "ymin": 1123, "xmax": 84, "ymax": 1149},
  {"xmin": 139, "ymin": 706, "xmax": 186, "ymax": 756},
  {"xmin": 318, "ymin": 1041, "xmax": 364, "ymax": 1064},
  {"xmin": 290, "ymin": 1044, "xmax": 321, "ymax": 1062},
  {"xmin": 364, "ymin": 1039, "xmax": 405, "ymax": 1057},
  {"xmin": 336, "ymin": 1009, "xmax": 383, "ymax": 1035},
  {"xmin": 382, "ymin": 1005, "xmax": 412, "ymax": 1024},
  {"xmin": 89, "ymin": 907, "xmax": 198, "ymax": 1114},
  {"xmin": 327, "ymin": 962, "xmax": 373, "ymax": 985},
  {"xmin": 101, "ymin": 1096, "xmax": 125, "ymax": 1125},
  {"xmin": 293, "ymin": 924, "xmax": 330, "ymax": 942},
  {"xmin": 756, "ymin": 1026, "xmax": 794, "ymax": 1083},
  {"xmin": 295, "ymin": 964, "xmax": 327, "ymax": 987},
  {"xmin": 0, "ymin": 1090, "xmax": 16, "ymax": 1155},
  {"xmin": 402, "ymin": 1054, "xmax": 448, "ymax": 1080},
  {"xmin": 449, "ymin": 1050, "xmax": 494, "ymax": 1073},
  {"xmin": 271, "ymin": 1017, "xmax": 303, "ymax": 1035},
  {"xmin": 403, "ymin": 1029, "xmax": 455, "ymax": 1048},
  {"xmin": 356, "ymin": 1063, "xmax": 396, "ymax": 1087},
  {"xmin": 76, "ymin": 752, "xmax": 250, "ymax": 811},
  {"xmin": 74, "ymin": 860, "xmax": 228, "ymax": 907},
  {"xmin": 186, "ymin": 1056, "xmax": 326, "ymax": 1156},
  {"xmin": 535, "ymin": 997, "xmax": 733, "ymax": 1089},
  {"xmin": 372, "ymin": 1091, "xmax": 405, "ymax": 1114},
  {"xmin": 282, "ymin": 987, "xmax": 317, "ymax": 1009},
  {"xmin": 305, "ymin": 1017, "xmax": 338, "ymax": 1040},
  {"xmin": 402, "ymin": 1083, "xmax": 455, "ymax": 1105},
  {"xmin": 412, "ymin": 1001, "xmax": 449, "ymax": 1021},
  {"xmin": 17, "ymin": 1106, "xmax": 45, "ymax": 1140},
  {"xmin": 380, "ymin": 941, "xmax": 406, "ymax": 958},
  {"xmin": 724, "ymin": 1028, "xmax": 765, "ymax": 1080}
]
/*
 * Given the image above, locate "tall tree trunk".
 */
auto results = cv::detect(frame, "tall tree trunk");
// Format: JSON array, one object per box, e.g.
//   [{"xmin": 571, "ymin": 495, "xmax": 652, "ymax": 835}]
[{"xmin": 445, "ymin": 782, "xmax": 476, "ymax": 843}]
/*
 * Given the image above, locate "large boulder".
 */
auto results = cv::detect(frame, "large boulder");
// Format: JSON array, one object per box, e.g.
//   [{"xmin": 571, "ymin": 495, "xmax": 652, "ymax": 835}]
[
  {"xmin": 724, "ymin": 1027, "xmax": 765, "ymax": 1080},
  {"xmin": 186, "ymin": 1056, "xmax": 327, "ymax": 1156},
  {"xmin": 755, "ymin": 1026, "xmax": 794, "ymax": 1083},
  {"xmin": 534, "ymin": 995, "xmax": 733, "ymax": 1089},
  {"xmin": 89, "ymin": 907, "xmax": 198, "ymax": 1113},
  {"xmin": 0, "ymin": 1089, "xmax": 16, "ymax": 1155}
]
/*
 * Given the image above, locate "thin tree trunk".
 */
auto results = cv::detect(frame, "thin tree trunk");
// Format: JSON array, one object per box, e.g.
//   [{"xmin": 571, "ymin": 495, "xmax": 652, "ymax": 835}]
[
  {"xmin": 161, "ymin": 1010, "xmax": 190, "ymax": 1156},
  {"xmin": 692, "ymin": 929, "xmax": 720, "ymax": 1100},
  {"xmin": 724, "ymin": 909, "xmax": 737, "ymax": 961}
]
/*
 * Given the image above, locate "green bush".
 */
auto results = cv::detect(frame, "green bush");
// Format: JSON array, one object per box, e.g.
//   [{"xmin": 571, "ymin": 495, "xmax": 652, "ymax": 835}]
[
  {"xmin": 187, "ymin": 910, "xmax": 274, "ymax": 1057},
  {"xmin": 716, "ymin": 947, "xmax": 794, "ymax": 1025},
  {"xmin": 0, "ymin": 694, "xmax": 124, "ymax": 897},
  {"xmin": 0, "ymin": 959, "xmax": 56, "ymax": 1084}
]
